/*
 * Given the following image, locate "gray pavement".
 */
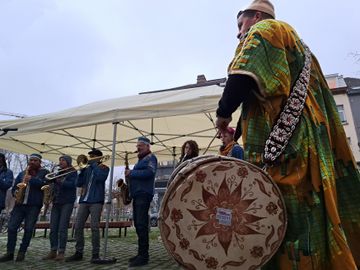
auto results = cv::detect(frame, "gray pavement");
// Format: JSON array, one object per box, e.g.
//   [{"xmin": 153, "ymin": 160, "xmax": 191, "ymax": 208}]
[{"xmin": 0, "ymin": 227, "xmax": 182, "ymax": 270}]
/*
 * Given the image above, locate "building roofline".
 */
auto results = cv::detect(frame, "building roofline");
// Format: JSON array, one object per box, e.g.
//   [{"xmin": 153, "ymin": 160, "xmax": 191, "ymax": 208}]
[
  {"xmin": 331, "ymin": 86, "xmax": 347, "ymax": 95},
  {"xmin": 139, "ymin": 76, "xmax": 226, "ymax": 95}
]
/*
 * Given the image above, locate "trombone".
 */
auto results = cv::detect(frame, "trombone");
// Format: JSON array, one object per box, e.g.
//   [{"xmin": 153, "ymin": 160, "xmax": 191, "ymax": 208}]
[{"xmin": 45, "ymin": 154, "xmax": 110, "ymax": 181}]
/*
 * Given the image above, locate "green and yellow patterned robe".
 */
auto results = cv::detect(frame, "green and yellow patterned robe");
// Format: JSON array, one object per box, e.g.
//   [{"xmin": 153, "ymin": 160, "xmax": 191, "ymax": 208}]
[{"xmin": 227, "ymin": 19, "xmax": 360, "ymax": 270}]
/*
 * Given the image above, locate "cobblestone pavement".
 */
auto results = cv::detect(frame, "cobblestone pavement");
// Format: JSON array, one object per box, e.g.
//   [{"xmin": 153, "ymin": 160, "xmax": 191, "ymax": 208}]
[{"xmin": 0, "ymin": 227, "xmax": 182, "ymax": 270}]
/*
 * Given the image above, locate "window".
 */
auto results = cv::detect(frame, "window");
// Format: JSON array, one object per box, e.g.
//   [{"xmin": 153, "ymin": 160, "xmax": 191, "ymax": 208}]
[{"xmin": 336, "ymin": 105, "xmax": 347, "ymax": 123}]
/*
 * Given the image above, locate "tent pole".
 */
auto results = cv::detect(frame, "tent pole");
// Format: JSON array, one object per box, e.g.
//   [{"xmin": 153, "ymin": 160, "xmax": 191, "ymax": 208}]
[
  {"xmin": 93, "ymin": 122, "xmax": 118, "ymax": 264},
  {"xmin": 151, "ymin": 118, "xmax": 154, "ymax": 143},
  {"xmin": 93, "ymin": 124, "xmax": 98, "ymax": 149},
  {"xmin": 172, "ymin": 146, "xmax": 176, "ymax": 169}
]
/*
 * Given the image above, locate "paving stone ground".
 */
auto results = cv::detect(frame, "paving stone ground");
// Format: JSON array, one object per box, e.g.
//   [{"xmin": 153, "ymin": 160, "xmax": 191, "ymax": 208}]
[{"xmin": 0, "ymin": 227, "xmax": 182, "ymax": 270}]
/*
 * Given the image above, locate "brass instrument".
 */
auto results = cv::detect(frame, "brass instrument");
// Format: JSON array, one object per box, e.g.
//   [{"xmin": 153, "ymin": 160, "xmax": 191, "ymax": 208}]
[
  {"xmin": 41, "ymin": 184, "xmax": 53, "ymax": 205},
  {"xmin": 41, "ymin": 184, "xmax": 53, "ymax": 219},
  {"xmin": 42, "ymin": 165, "xmax": 61, "ymax": 208},
  {"xmin": 117, "ymin": 152, "xmax": 132, "ymax": 205},
  {"xmin": 45, "ymin": 154, "xmax": 110, "ymax": 181},
  {"xmin": 14, "ymin": 166, "xmax": 29, "ymax": 204}
]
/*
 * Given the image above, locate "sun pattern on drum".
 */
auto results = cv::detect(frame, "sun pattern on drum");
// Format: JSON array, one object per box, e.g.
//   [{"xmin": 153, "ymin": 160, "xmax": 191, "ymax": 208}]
[{"xmin": 159, "ymin": 155, "xmax": 287, "ymax": 270}]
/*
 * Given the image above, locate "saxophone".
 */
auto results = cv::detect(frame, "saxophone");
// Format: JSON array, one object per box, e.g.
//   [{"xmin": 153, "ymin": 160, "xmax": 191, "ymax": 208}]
[
  {"xmin": 14, "ymin": 166, "xmax": 29, "ymax": 204},
  {"xmin": 41, "ymin": 165, "xmax": 62, "ymax": 212},
  {"xmin": 117, "ymin": 179, "xmax": 132, "ymax": 205},
  {"xmin": 117, "ymin": 152, "xmax": 132, "ymax": 205},
  {"xmin": 41, "ymin": 184, "xmax": 53, "ymax": 206}
]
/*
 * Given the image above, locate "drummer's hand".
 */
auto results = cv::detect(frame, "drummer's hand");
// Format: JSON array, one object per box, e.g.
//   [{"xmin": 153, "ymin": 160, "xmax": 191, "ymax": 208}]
[
  {"xmin": 125, "ymin": 169, "xmax": 131, "ymax": 177},
  {"xmin": 216, "ymin": 116, "xmax": 232, "ymax": 132}
]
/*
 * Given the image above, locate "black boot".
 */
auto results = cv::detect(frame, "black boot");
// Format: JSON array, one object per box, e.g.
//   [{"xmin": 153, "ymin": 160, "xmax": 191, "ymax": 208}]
[
  {"xmin": 129, "ymin": 255, "xmax": 149, "ymax": 267},
  {"xmin": 0, "ymin": 253, "xmax": 14, "ymax": 262},
  {"xmin": 128, "ymin": 255, "xmax": 138, "ymax": 263},
  {"xmin": 15, "ymin": 252, "xmax": 25, "ymax": 262},
  {"xmin": 90, "ymin": 253, "xmax": 99, "ymax": 263},
  {"xmin": 65, "ymin": 251, "xmax": 83, "ymax": 262}
]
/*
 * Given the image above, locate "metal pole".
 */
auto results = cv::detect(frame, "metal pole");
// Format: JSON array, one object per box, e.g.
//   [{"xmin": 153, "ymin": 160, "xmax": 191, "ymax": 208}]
[
  {"xmin": 93, "ymin": 125, "xmax": 98, "ymax": 149},
  {"xmin": 103, "ymin": 122, "xmax": 118, "ymax": 258},
  {"xmin": 172, "ymin": 146, "xmax": 176, "ymax": 170}
]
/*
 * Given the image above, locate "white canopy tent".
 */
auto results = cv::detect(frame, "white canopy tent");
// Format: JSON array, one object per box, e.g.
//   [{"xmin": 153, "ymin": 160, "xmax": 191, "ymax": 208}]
[
  {"xmin": 0, "ymin": 83, "xmax": 244, "ymax": 260},
  {"xmin": 0, "ymin": 84, "xmax": 240, "ymax": 165}
]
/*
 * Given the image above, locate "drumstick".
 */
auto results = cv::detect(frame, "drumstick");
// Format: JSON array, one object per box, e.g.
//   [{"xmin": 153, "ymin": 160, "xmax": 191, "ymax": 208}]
[{"xmin": 203, "ymin": 130, "xmax": 221, "ymax": 154}]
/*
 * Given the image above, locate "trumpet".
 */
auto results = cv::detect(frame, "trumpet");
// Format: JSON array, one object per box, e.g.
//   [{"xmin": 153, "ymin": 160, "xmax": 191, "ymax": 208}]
[{"xmin": 45, "ymin": 154, "xmax": 110, "ymax": 181}]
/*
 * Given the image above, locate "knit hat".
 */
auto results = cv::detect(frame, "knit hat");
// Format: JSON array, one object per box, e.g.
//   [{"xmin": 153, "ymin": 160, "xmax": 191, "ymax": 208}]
[
  {"xmin": 88, "ymin": 148, "xmax": 103, "ymax": 157},
  {"xmin": 243, "ymin": 0, "xmax": 275, "ymax": 19},
  {"xmin": 59, "ymin": 155, "xmax": 72, "ymax": 166},
  {"xmin": 30, "ymin": 153, "xmax": 42, "ymax": 160},
  {"xmin": 137, "ymin": 136, "xmax": 151, "ymax": 145},
  {"xmin": 224, "ymin": 127, "xmax": 235, "ymax": 135}
]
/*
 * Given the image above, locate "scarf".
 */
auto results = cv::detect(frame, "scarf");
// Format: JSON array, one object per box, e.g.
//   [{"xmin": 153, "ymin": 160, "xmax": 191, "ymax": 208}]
[{"xmin": 219, "ymin": 141, "xmax": 236, "ymax": 156}]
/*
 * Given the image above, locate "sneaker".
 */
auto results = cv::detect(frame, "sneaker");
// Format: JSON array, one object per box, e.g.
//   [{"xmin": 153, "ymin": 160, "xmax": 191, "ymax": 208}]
[
  {"xmin": 54, "ymin": 252, "xmax": 65, "ymax": 261},
  {"xmin": 0, "ymin": 253, "xmax": 14, "ymax": 262},
  {"xmin": 65, "ymin": 252, "xmax": 83, "ymax": 262},
  {"xmin": 129, "ymin": 255, "xmax": 149, "ymax": 267},
  {"xmin": 42, "ymin": 250, "xmax": 57, "ymax": 260},
  {"xmin": 15, "ymin": 252, "xmax": 25, "ymax": 262}
]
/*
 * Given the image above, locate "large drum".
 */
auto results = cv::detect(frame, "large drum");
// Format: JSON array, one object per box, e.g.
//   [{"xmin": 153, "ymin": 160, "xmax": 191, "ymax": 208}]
[{"xmin": 159, "ymin": 155, "xmax": 287, "ymax": 270}]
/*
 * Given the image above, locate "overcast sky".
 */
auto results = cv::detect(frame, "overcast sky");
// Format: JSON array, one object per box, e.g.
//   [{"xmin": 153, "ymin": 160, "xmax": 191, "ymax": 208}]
[{"xmin": 0, "ymin": 0, "xmax": 359, "ymax": 119}]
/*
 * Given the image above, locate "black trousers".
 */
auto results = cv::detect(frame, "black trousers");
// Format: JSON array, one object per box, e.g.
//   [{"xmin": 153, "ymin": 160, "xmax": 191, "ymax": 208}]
[{"xmin": 132, "ymin": 194, "xmax": 152, "ymax": 258}]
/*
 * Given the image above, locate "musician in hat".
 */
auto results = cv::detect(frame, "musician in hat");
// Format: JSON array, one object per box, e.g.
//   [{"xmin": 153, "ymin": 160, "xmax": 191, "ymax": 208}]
[
  {"xmin": 66, "ymin": 149, "xmax": 109, "ymax": 263},
  {"xmin": 0, "ymin": 153, "xmax": 48, "ymax": 262},
  {"xmin": 215, "ymin": 0, "xmax": 360, "ymax": 268},
  {"xmin": 42, "ymin": 155, "xmax": 77, "ymax": 261},
  {"xmin": 125, "ymin": 136, "xmax": 158, "ymax": 267}
]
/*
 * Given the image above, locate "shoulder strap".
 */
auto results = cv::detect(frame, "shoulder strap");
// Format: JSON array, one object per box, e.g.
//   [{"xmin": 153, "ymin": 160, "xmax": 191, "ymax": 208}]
[{"xmin": 263, "ymin": 42, "xmax": 312, "ymax": 166}]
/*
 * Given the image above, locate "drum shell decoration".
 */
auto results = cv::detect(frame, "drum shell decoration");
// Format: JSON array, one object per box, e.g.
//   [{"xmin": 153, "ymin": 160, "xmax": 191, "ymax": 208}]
[{"xmin": 159, "ymin": 155, "xmax": 287, "ymax": 270}]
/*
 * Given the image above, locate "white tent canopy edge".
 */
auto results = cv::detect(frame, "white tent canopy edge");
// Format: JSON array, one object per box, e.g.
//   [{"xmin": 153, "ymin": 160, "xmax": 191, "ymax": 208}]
[{"xmin": 0, "ymin": 84, "xmax": 241, "ymax": 165}]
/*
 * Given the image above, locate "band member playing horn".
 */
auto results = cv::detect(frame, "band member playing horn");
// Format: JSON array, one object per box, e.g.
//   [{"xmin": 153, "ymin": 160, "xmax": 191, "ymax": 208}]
[
  {"xmin": 0, "ymin": 153, "xmax": 48, "ymax": 263},
  {"xmin": 125, "ymin": 136, "xmax": 157, "ymax": 267},
  {"xmin": 42, "ymin": 155, "xmax": 77, "ymax": 261},
  {"xmin": 215, "ymin": 0, "xmax": 360, "ymax": 268},
  {"xmin": 0, "ymin": 153, "xmax": 13, "ymax": 213},
  {"xmin": 178, "ymin": 140, "xmax": 199, "ymax": 165},
  {"xmin": 66, "ymin": 149, "xmax": 109, "ymax": 263}
]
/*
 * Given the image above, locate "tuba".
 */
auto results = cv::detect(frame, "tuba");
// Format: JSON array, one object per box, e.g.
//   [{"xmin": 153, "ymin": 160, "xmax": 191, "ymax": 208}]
[
  {"xmin": 117, "ymin": 152, "xmax": 132, "ymax": 205},
  {"xmin": 14, "ymin": 166, "xmax": 29, "ymax": 204}
]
